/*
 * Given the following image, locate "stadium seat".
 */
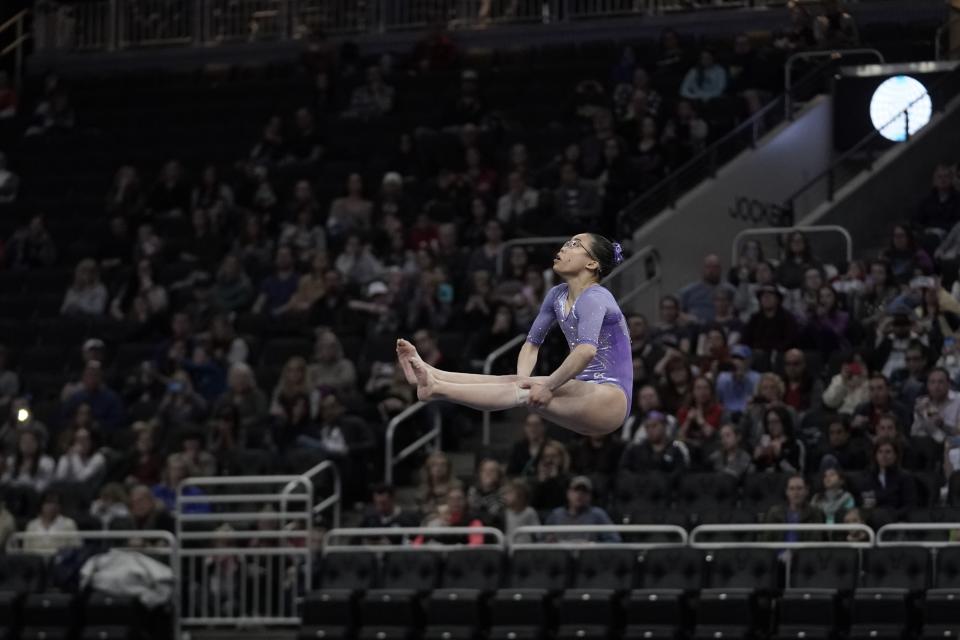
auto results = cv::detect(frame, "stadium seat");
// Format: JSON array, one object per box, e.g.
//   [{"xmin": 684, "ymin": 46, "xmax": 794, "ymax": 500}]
[
  {"xmin": 850, "ymin": 547, "xmax": 930, "ymax": 640},
  {"xmin": 299, "ymin": 551, "xmax": 378, "ymax": 640},
  {"xmin": 625, "ymin": 547, "xmax": 703, "ymax": 639},
  {"xmin": 489, "ymin": 549, "xmax": 571, "ymax": 640},
  {"xmin": 553, "ymin": 549, "xmax": 638, "ymax": 640},
  {"xmin": 695, "ymin": 548, "xmax": 779, "ymax": 639},
  {"xmin": 742, "ymin": 472, "xmax": 791, "ymax": 516},
  {"xmin": 613, "ymin": 471, "xmax": 673, "ymax": 514},
  {"xmin": 359, "ymin": 551, "xmax": 441, "ymax": 639},
  {"xmin": 921, "ymin": 547, "xmax": 960, "ymax": 638},
  {"xmin": 676, "ymin": 472, "xmax": 739, "ymax": 512},
  {"xmin": 775, "ymin": 549, "xmax": 860, "ymax": 640},
  {"xmin": 21, "ymin": 593, "xmax": 79, "ymax": 640},
  {"xmin": 424, "ymin": 549, "xmax": 504, "ymax": 640}
]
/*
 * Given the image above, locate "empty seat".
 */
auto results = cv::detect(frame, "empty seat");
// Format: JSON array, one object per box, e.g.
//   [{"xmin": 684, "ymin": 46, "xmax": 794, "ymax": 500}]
[
  {"xmin": 627, "ymin": 547, "xmax": 704, "ymax": 639},
  {"xmin": 360, "ymin": 551, "xmax": 440, "ymax": 638},
  {"xmin": 490, "ymin": 549, "xmax": 570, "ymax": 640},
  {"xmin": 676, "ymin": 472, "xmax": 738, "ymax": 513},
  {"xmin": 777, "ymin": 549, "xmax": 860, "ymax": 640},
  {"xmin": 696, "ymin": 549, "xmax": 779, "ymax": 639},
  {"xmin": 21, "ymin": 593, "xmax": 78, "ymax": 640},
  {"xmin": 922, "ymin": 547, "xmax": 960, "ymax": 638},
  {"xmin": 298, "ymin": 551, "xmax": 378, "ymax": 640},
  {"xmin": 742, "ymin": 472, "xmax": 790, "ymax": 515},
  {"xmin": 425, "ymin": 549, "xmax": 503, "ymax": 639},
  {"xmin": 851, "ymin": 547, "xmax": 930, "ymax": 640},
  {"xmin": 613, "ymin": 471, "xmax": 672, "ymax": 512},
  {"xmin": 555, "ymin": 549, "xmax": 638, "ymax": 640}
]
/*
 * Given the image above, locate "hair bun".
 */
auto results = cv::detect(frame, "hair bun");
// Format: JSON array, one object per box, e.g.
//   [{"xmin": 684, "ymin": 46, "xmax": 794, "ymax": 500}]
[{"xmin": 612, "ymin": 242, "xmax": 624, "ymax": 265}]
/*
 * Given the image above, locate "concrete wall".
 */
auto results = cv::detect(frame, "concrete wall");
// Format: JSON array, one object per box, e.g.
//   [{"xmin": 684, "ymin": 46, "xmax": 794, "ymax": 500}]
[{"xmin": 631, "ymin": 96, "xmax": 835, "ymax": 296}]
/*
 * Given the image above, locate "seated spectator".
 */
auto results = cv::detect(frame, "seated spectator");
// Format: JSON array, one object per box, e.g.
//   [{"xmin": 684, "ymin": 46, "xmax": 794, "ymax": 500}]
[
  {"xmin": 661, "ymin": 99, "xmax": 709, "ymax": 162},
  {"xmin": 361, "ymin": 484, "xmax": 419, "ymax": 529},
  {"xmin": 252, "ymin": 246, "xmax": 300, "ymax": 316},
  {"xmin": 89, "ymin": 482, "xmax": 131, "ymax": 529},
  {"xmin": 178, "ymin": 429, "xmax": 217, "ymax": 478},
  {"xmin": 917, "ymin": 163, "xmax": 960, "ymax": 235},
  {"xmin": 761, "ymin": 474, "xmax": 824, "ymax": 542},
  {"xmin": 503, "ymin": 479, "xmax": 540, "ymax": 543},
  {"xmin": 121, "ymin": 422, "xmax": 163, "ymax": 486},
  {"xmin": 1, "ymin": 428, "xmax": 55, "ymax": 493},
  {"xmin": 418, "ymin": 488, "xmax": 486, "ymax": 546},
  {"xmin": 0, "ymin": 398, "xmax": 49, "ymax": 454},
  {"xmin": 553, "ymin": 162, "xmax": 601, "ymax": 229},
  {"xmin": 0, "ymin": 151, "xmax": 19, "ymax": 203},
  {"xmin": 467, "ymin": 458, "xmax": 505, "ymax": 524},
  {"xmin": 678, "ymin": 254, "xmax": 737, "ymax": 324},
  {"xmin": 156, "ymin": 371, "xmax": 209, "ymax": 441},
  {"xmin": 233, "ymin": 214, "xmax": 275, "ymax": 275},
  {"xmin": 823, "ymin": 356, "xmax": 869, "ymax": 416},
  {"xmin": 285, "ymin": 108, "xmax": 324, "ymax": 165},
  {"xmin": 658, "ymin": 355, "xmax": 694, "ymax": 415},
  {"xmin": 306, "ymin": 329, "xmax": 358, "ymax": 396},
  {"xmin": 295, "ymin": 392, "xmax": 363, "ymax": 458},
  {"xmin": 213, "ymin": 255, "xmax": 255, "ymax": 312},
  {"xmin": 860, "ymin": 436, "xmax": 919, "ymax": 517},
  {"xmin": 777, "ymin": 231, "xmax": 820, "ymax": 291},
  {"xmin": 152, "ymin": 454, "xmax": 209, "ymax": 515},
  {"xmin": 544, "ymin": 476, "xmax": 621, "ymax": 542},
  {"xmin": 676, "ymin": 376, "xmax": 724, "ymax": 453},
  {"xmin": 752, "ymin": 406, "xmax": 802, "ymax": 473},
  {"xmin": 620, "ymin": 412, "xmax": 690, "ymax": 474},
  {"xmin": 843, "ymin": 507, "xmax": 871, "ymax": 542},
  {"xmin": 282, "ymin": 253, "xmax": 329, "ymax": 315},
  {"xmin": 270, "ymin": 356, "xmax": 318, "ymax": 449},
  {"xmin": 652, "ymin": 295, "xmax": 693, "ymax": 354},
  {"xmin": 507, "ymin": 414, "xmax": 550, "ymax": 477},
  {"xmin": 854, "ymin": 260, "xmax": 900, "ymax": 330},
  {"xmin": 109, "ymin": 258, "xmax": 170, "ymax": 324},
  {"xmin": 710, "ymin": 289, "xmax": 743, "ymax": 344},
  {"xmin": 7, "ymin": 214, "xmax": 57, "ymax": 269},
  {"xmin": 334, "ymin": 234, "xmax": 383, "ymax": 287},
  {"xmin": 418, "ymin": 451, "xmax": 463, "ymax": 518},
  {"xmin": 679, "ymin": 50, "xmax": 727, "ymax": 101},
  {"xmin": 708, "ymin": 423, "xmax": 753, "ymax": 479},
  {"xmin": 629, "ymin": 385, "xmax": 679, "ymax": 443},
  {"xmin": 570, "ymin": 432, "xmax": 625, "ymax": 478},
  {"xmin": 781, "ymin": 349, "xmax": 823, "ymax": 415},
  {"xmin": 742, "ymin": 285, "xmax": 800, "ymax": 353},
  {"xmin": 911, "ymin": 367, "xmax": 960, "ymax": 443},
  {"xmin": 814, "ymin": 415, "xmax": 868, "ymax": 472},
  {"xmin": 61, "ymin": 362, "xmax": 125, "ymax": 433},
  {"xmin": 146, "ymin": 159, "xmax": 190, "ymax": 218},
  {"xmin": 206, "ymin": 314, "xmax": 250, "ymax": 366},
  {"xmin": 882, "ymin": 225, "xmax": 933, "ymax": 285},
  {"xmin": 497, "ymin": 171, "xmax": 539, "ymax": 228},
  {"xmin": 126, "ymin": 484, "xmax": 174, "ymax": 533},
  {"xmin": 530, "ymin": 440, "xmax": 571, "ymax": 513},
  {"xmin": 852, "ymin": 374, "xmax": 911, "ymax": 438},
  {"xmin": 805, "ymin": 285, "xmax": 859, "ymax": 356},
  {"xmin": 810, "ymin": 466, "xmax": 856, "ymax": 524},
  {"xmin": 715, "ymin": 345, "xmax": 761, "ymax": 416},
  {"xmin": 214, "ymin": 363, "xmax": 268, "ymax": 434},
  {"xmin": 61, "ymin": 259, "xmax": 108, "ymax": 317},
  {"xmin": 893, "ymin": 340, "xmax": 931, "ymax": 407},
  {"xmin": 740, "ymin": 372, "xmax": 794, "ymax": 446},
  {"xmin": 23, "ymin": 491, "xmax": 80, "ymax": 554},
  {"xmin": 814, "ymin": 0, "xmax": 859, "ymax": 47},
  {"xmin": 54, "ymin": 427, "xmax": 106, "ymax": 487},
  {"xmin": 345, "ymin": 66, "xmax": 395, "ymax": 119}
]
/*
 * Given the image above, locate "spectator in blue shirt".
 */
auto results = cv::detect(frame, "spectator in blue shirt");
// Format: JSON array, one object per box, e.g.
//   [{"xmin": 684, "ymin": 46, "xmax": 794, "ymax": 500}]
[
  {"xmin": 61, "ymin": 361, "xmax": 125, "ymax": 432},
  {"xmin": 715, "ymin": 344, "xmax": 760, "ymax": 415},
  {"xmin": 544, "ymin": 476, "xmax": 621, "ymax": 542},
  {"xmin": 253, "ymin": 246, "xmax": 300, "ymax": 316},
  {"xmin": 678, "ymin": 253, "xmax": 738, "ymax": 323},
  {"xmin": 679, "ymin": 50, "xmax": 727, "ymax": 101},
  {"xmin": 152, "ymin": 453, "xmax": 209, "ymax": 515}
]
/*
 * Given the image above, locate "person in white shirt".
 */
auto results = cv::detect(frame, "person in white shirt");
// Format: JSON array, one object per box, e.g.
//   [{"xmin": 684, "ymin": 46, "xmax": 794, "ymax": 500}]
[
  {"xmin": 496, "ymin": 172, "xmax": 539, "ymax": 227},
  {"xmin": 911, "ymin": 367, "xmax": 960, "ymax": 443},
  {"xmin": 55, "ymin": 427, "xmax": 106, "ymax": 487},
  {"xmin": 1, "ymin": 428, "xmax": 55, "ymax": 493},
  {"xmin": 23, "ymin": 491, "xmax": 80, "ymax": 554}
]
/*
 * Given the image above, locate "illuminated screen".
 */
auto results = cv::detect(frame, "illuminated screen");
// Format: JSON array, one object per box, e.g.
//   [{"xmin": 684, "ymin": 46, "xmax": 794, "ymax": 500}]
[{"xmin": 868, "ymin": 75, "xmax": 932, "ymax": 142}]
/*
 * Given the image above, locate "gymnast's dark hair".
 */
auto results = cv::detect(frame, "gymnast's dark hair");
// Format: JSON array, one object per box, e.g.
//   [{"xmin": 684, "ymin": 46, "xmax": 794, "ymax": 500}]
[{"xmin": 588, "ymin": 234, "xmax": 624, "ymax": 280}]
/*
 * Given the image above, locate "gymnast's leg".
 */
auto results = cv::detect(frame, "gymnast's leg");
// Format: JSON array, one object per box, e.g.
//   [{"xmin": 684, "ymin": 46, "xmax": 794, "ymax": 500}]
[
  {"xmin": 410, "ymin": 359, "xmax": 530, "ymax": 410},
  {"xmin": 397, "ymin": 338, "xmax": 519, "ymax": 385}
]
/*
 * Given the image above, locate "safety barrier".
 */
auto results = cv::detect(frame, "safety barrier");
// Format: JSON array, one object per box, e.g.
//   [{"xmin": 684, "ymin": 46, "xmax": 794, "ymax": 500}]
[
  {"xmin": 783, "ymin": 48, "xmax": 885, "ymax": 120},
  {"xmin": 0, "ymin": 10, "xmax": 28, "ymax": 89},
  {"xmin": 5, "ymin": 529, "xmax": 179, "ymax": 637},
  {"xmin": 323, "ymin": 526, "xmax": 506, "ymax": 550},
  {"xmin": 281, "ymin": 459, "xmax": 342, "ymax": 529},
  {"xmin": 177, "ymin": 474, "xmax": 315, "ymax": 628},
  {"xmin": 876, "ymin": 522, "xmax": 960, "ymax": 547},
  {"xmin": 384, "ymin": 400, "xmax": 443, "ymax": 485},
  {"xmin": 689, "ymin": 522, "xmax": 876, "ymax": 549},
  {"xmin": 480, "ymin": 244, "xmax": 662, "ymax": 445},
  {"xmin": 510, "ymin": 524, "xmax": 687, "ymax": 551},
  {"xmin": 730, "ymin": 224, "xmax": 854, "ymax": 270}
]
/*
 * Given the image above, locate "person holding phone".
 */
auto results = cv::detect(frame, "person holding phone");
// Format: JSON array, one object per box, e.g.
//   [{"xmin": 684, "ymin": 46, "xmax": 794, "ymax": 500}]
[
  {"xmin": 823, "ymin": 356, "xmax": 869, "ymax": 415},
  {"xmin": 911, "ymin": 367, "xmax": 960, "ymax": 443}
]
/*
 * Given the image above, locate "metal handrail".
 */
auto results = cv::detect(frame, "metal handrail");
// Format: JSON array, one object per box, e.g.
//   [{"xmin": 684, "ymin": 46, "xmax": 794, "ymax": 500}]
[
  {"xmin": 876, "ymin": 522, "xmax": 960, "ymax": 547},
  {"xmin": 784, "ymin": 48, "xmax": 885, "ymax": 119},
  {"xmin": 496, "ymin": 236, "xmax": 568, "ymax": 279},
  {"xmin": 0, "ymin": 9, "xmax": 28, "ymax": 90},
  {"xmin": 323, "ymin": 526, "xmax": 505, "ymax": 550},
  {"xmin": 480, "ymin": 244, "xmax": 663, "ymax": 445},
  {"xmin": 280, "ymin": 459, "xmax": 342, "ymax": 528},
  {"xmin": 689, "ymin": 523, "xmax": 876, "ymax": 548},
  {"xmin": 730, "ymin": 225, "xmax": 854, "ymax": 266},
  {"xmin": 384, "ymin": 400, "xmax": 442, "ymax": 485},
  {"xmin": 785, "ymin": 61, "xmax": 960, "ymax": 216},
  {"xmin": 510, "ymin": 524, "xmax": 688, "ymax": 551},
  {"xmin": 935, "ymin": 16, "xmax": 960, "ymax": 61}
]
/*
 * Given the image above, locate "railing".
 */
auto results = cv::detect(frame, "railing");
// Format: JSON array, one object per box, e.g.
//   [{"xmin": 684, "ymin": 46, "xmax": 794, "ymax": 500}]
[
  {"xmin": 689, "ymin": 523, "xmax": 876, "ymax": 548},
  {"xmin": 616, "ymin": 54, "xmax": 855, "ymax": 237},
  {"xmin": 480, "ymin": 244, "xmax": 663, "ymax": 446},
  {"xmin": 0, "ymin": 9, "xmax": 28, "ymax": 89},
  {"xmin": 876, "ymin": 522, "xmax": 960, "ymax": 547},
  {"xmin": 6, "ymin": 529, "xmax": 180, "ymax": 637},
  {"xmin": 495, "ymin": 236, "xmax": 567, "ymax": 280},
  {"xmin": 323, "ymin": 526, "xmax": 506, "ymax": 550},
  {"xmin": 510, "ymin": 524, "xmax": 687, "ymax": 550},
  {"xmin": 177, "ymin": 474, "xmax": 314, "ymax": 628},
  {"xmin": 935, "ymin": 15, "xmax": 960, "ymax": 61},
  {"xmin": 784, "ymin": 60, "xmax": 960, "ymax": 221},
  {"xmin": 730, "ymin": 225, "xmax": 854, "ymax": 270},
  {"xmin": 384, "ymin": 400, "xmax": 443, "ymax": 485},
  {"xmin": 281, "ymin": 459, "xmax": 342, "ymax": 529},
  {"xmin": 32, "ymin": 0, "xmax": 918, "ymax": 53},
  {"xmin": 783, "ymin": 48, "xmax": 885, "ymax": 119}
]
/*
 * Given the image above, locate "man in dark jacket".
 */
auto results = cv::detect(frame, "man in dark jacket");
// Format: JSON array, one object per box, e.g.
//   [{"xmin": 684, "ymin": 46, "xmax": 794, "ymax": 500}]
[
  {"xmin": 619, "ymin": 412, "xmax": 689, "ymax": 474},
  {"xmin": 742, "ymin": 286, "xmax": 799, "ymax": 354},
  {"xmin": 761, "ymin": 474, "xmax": 825, "ymax": 542}
]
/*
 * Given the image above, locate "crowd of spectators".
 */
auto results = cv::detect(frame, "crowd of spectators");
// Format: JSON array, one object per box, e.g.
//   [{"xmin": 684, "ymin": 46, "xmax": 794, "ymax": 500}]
[{"xmin": 0, "ymin": 0, "xmax": 924, "ymax": 554}]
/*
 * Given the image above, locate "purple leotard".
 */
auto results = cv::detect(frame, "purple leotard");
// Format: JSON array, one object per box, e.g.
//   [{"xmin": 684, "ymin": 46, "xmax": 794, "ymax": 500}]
[{"xmin": 526, "ymin": 284, "xmax": 633, "ymax": 422}]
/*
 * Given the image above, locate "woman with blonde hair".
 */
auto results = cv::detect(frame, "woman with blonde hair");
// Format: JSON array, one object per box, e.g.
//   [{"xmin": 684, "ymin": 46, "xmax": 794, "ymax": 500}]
[
  {"xmin": 418, "ymin": 451, "xmax": 463, "ymax": 517},
  {"xmin": 307, "ymin": 329, "xmax": 357, "ymax": 393},
  {"xmin": 61, "ymin": 258, "xmax": 108, "ymax": 316}
]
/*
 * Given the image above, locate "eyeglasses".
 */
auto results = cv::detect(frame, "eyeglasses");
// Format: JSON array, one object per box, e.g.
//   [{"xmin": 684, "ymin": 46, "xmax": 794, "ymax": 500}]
[{"xmin": 563, "ymin": 238, "xmax": 598, "ymax": 261}]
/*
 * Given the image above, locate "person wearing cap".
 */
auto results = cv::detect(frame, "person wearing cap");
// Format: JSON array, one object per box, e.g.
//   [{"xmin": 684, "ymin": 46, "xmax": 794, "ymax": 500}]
[
  {"xmin": 678, "ymin": 254, "xmax": 738, "ymax": 324},
  {"xmin": 619, "ymin": 411, "xmax": 689, "ymax": 475},
  {"xmin": 544, "ymin": 476, "xmax": 621, "ymax": 542},
  {"xmin": 741, "ymin": 285, "xmax": 799, "ymax": 354},
  {"xmin": 715, "ymin": 344, "xmax": 760, "ymax": 415},
  {"xmin": 823, "ymin": 356, "xmax": 870, "ymax": 416}
]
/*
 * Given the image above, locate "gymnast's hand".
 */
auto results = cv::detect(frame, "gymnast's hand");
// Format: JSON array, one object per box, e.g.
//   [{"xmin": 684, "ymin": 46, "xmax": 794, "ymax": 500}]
[{"xmin": 519, "ymin": 379, "xmax": 553, "ymax": 408}]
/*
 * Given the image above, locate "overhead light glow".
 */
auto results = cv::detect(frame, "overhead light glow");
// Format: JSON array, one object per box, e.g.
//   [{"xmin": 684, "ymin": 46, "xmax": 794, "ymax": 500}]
[{"xmin": 869, "ymin": 75, "xmax": 932, "ymax": 142}]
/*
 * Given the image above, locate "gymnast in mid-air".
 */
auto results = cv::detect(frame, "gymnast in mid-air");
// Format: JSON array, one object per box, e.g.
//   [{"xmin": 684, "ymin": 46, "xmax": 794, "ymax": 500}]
[{"xmin": 397, "ymin": 233, "xmax": 632, "ymax": 437}]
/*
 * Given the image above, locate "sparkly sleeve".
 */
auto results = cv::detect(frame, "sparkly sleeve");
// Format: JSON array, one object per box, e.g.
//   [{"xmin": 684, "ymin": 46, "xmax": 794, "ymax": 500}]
[
  {"xmin": 574, "ymin": 288, "xmax": 609, "ymax": 348},
  {"xmin": 526, "ymin": 286, "xmax": 560, "ymax": 345}
]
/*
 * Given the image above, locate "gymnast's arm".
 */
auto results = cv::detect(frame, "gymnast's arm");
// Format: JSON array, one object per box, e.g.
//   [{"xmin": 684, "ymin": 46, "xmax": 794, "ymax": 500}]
[
  {"xmin": 517, "ymin": 341, "xmax": 539, "ymax": 378},
  {"xmin": 521, "ymin": 286, "xmax": 560, "ymax": 378},
  {"xmin": 542, "ymin": 343, "xmax": 597, "ymax": 392}
]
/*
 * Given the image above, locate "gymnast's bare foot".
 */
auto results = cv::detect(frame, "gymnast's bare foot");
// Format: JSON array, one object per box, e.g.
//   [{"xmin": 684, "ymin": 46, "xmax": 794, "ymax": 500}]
[
  {"xmin": 396, "ymin": 338, "xmax": 428, "ymax": 385},
  {"xmin": 411, "ymin": 358, "xmax": 437, "ymax": 402}
]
